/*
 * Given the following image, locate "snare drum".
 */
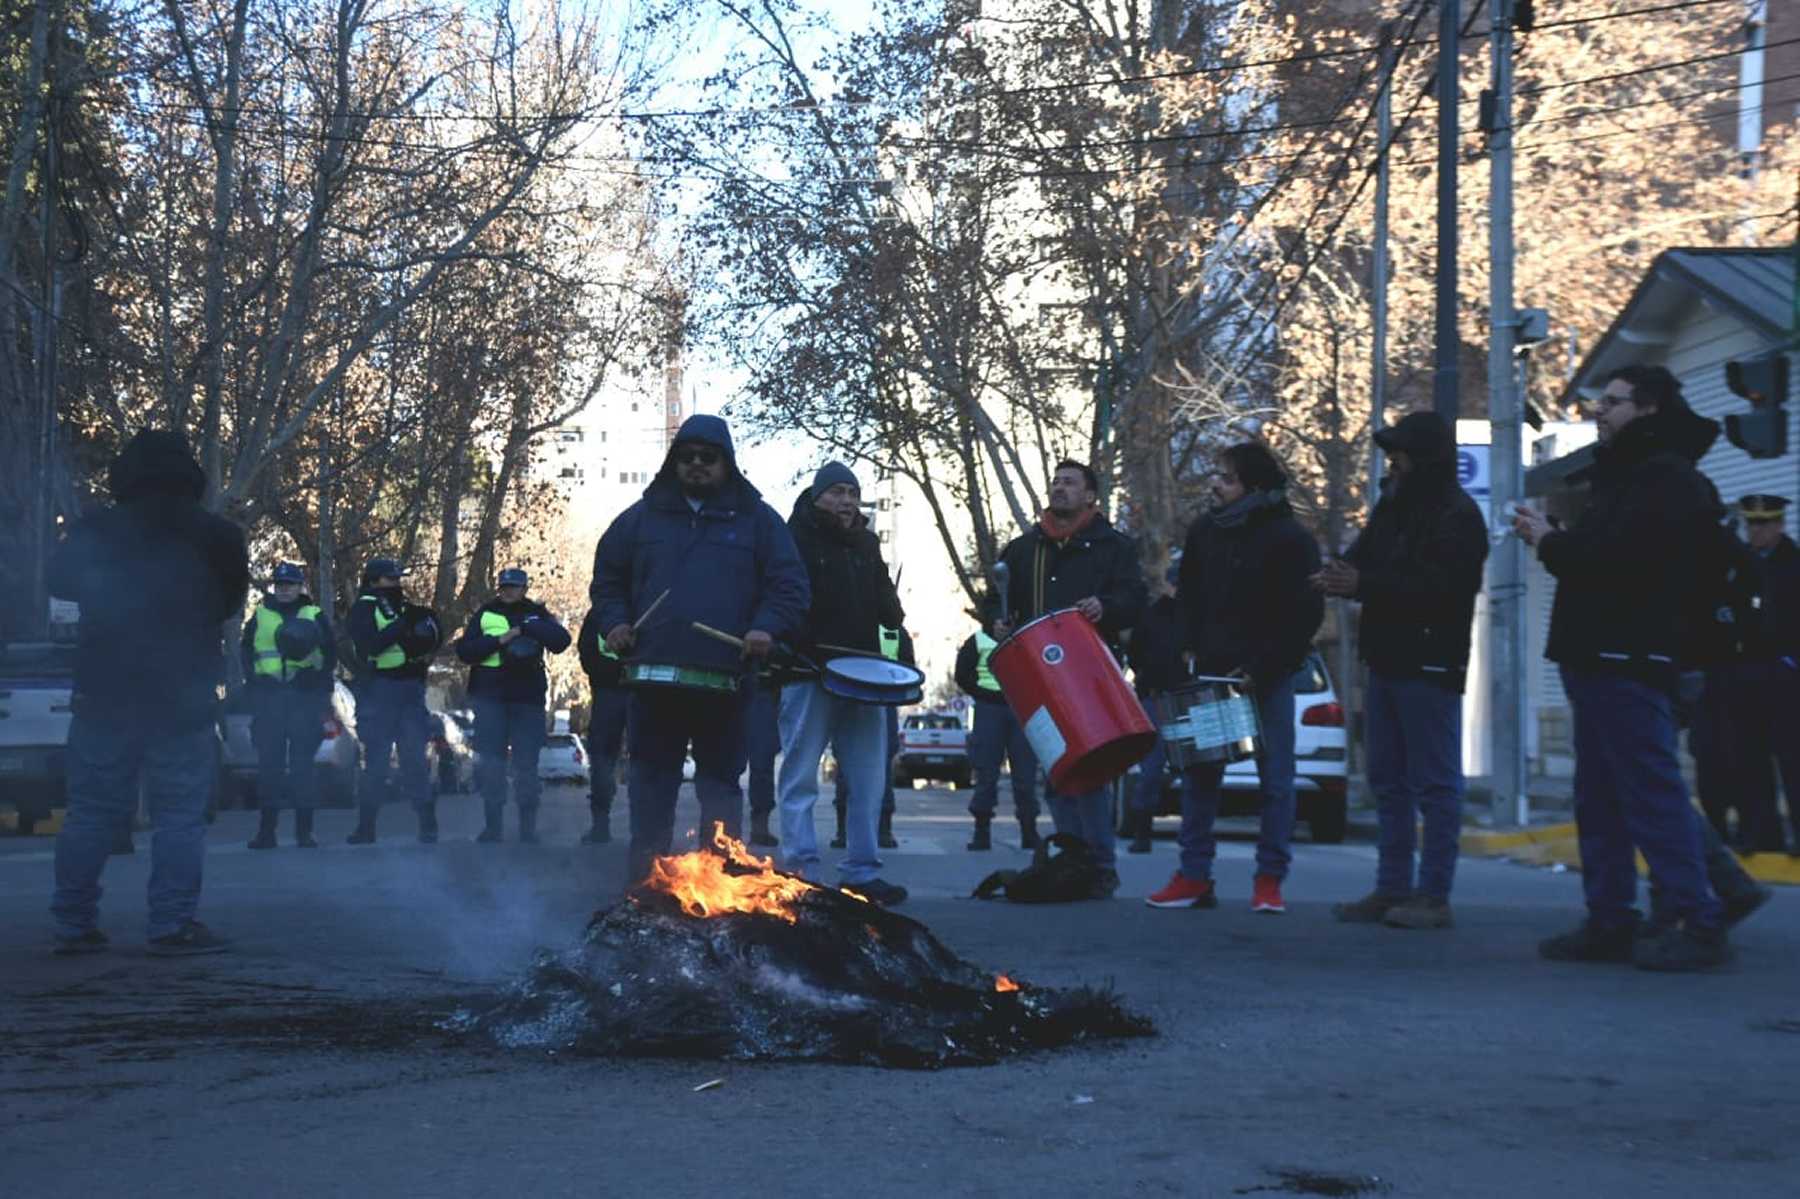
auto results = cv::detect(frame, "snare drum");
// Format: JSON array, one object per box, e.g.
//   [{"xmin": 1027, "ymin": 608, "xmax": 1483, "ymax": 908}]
[
  {"xmin": 621, "ymin": 661, "xmax": 743, "ymax": 696},
  {"xmin": 1150, "ymin": 676, "xmax": 1261, "ymax": 768},
  {"xmin": 820, "ymin": 656, "xmax": 925, "ymax": 706}
]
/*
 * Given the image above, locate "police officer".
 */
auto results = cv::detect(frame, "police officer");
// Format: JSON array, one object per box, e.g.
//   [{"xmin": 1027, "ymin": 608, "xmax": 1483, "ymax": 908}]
[
  {"xmin": 457, "ymin": 568, "xmax": 571, "ymax": 843},
  {"xmin": 577, "ymin": 607, "xmax": 628, "ymax": 845},
  {"xmin": 956, "ymin": 607, "xmax": 1040, "ymax": 851},
  {"xmin": 1732, "ymin": 494, "xmax": 1800, "ymax": 853},
  {"xmin": 346, "ymin": 557, "xmax": 442, "ymax": 844},
  {"xmin": 240, "ymin": 562, "xmax": 335, "ymax": 849}
]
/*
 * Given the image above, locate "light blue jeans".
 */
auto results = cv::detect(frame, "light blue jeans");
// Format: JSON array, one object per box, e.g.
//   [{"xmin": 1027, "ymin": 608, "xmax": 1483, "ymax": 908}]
[
  {"xmin": 53, "ymin": 711, "xmax": 216, "ymax": 942},
  {"xmin": 1048, "ymin": 788, "xmax": 1117, "ymax": 868},
  {"xmin": 778, "ymin": 682, "xmax": 886, "ymax": 884}
]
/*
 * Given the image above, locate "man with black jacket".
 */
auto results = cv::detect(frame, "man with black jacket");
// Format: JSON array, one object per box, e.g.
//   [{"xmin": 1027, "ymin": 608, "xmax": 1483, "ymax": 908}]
[
  {"xmin": 777, "ymin": 463, "xmax": 908, "ymax": 905},
  {"xmin": 455, "ymin": 568, "xmax": 571, "ymax": 844},
  {"xmin": 1727, "ymin": 494, "xmax": 1800, "ymax": 853},
  {"xmin": 1149, "ymin": 442, "xmax": 1321, "ymax": 914},
  {"xmin": 996, "ymin": 460, "xmax": 1147, "ymax": 896},
  {"xmin": 240, "ymin": 561, "xmax": 336, "ymax": 850},
  {"xmin": 346, "ymin": 558, "xmax": 443, "ymax": 844},
  {"xmin": 49, "ymin": 429, "xmax": 249, "ymax": 956},
  {"xmin": 577, "ymin": 608, "xmax": 627, "ymax": 845},
  {"xmin": 956, "ymin": 606, "xmax": 1040, "ymax": 851},
  {"xmin": 1514, "ymin": 364, "xmax": 1728, "ymax": 971},
  {"xmin": 1316, "ymin": 412, "xmax": 1487, "ymax": 929}
]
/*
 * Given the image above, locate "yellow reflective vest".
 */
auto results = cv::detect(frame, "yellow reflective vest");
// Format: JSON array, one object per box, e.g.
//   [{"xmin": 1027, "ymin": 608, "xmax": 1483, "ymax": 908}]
[
  {"xmin": 364, "ymin": 599, "xmax": 406, "ymax": 671},
  {"xmin": 478, "ymin": 610, "xmax": 513, "ymax": 667},
  {"xmin": 879, "ymin": 626, "xmax": 902, "ymax": 661},
  {"xmin": 252, "ymin": 604, "xmax": 323, "ymax": 681},
  {"xmin": 974, "ymin": 630, "xmax": 999, "ymax": 692}
]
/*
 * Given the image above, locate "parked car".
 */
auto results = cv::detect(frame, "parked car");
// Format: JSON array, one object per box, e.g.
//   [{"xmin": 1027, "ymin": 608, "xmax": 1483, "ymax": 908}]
[
  {"xmin": 893, "ymin": 711, "xmax": 971, "ymax": 790},
  {"xmin": 0, "ymin": 641, "xmax": 76, "ymax": 834},
  {"xmin": 538, "ymin": 732, "xmax": 589, "ymax": 783},
  {"xmin": 218, "ymin": 680, "xmax": 361, "ymax": 809},
  {"xmin": 1141, "ymin": 651, "xmax": 1349, "ymax": 842},
  {"xmin": 428, "ymin": 710, "xmax": 475, "ymax": 794}
]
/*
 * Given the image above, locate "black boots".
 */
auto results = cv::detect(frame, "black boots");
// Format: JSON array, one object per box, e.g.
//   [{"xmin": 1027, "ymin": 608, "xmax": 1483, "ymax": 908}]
[
  {"xmin": 1019, "ymin": 820, "xmax": 1040, "ymax": 851},
  {"xmin": 967, "ymin": 819, "xmax": 992, "ymax": 851},
  {"xmin": 347, "ymin": 803, "xmax": 378, "ymax": 844},
  {"xmin": 417, "ymin": 801, "xmax": 439, "ymax": 844},
  {"xmin": 878, "ymin": 810, "xmax": 898, "ymax": 850},
  {"xmin": 830, "ymin": 807, "xmax": 847, "ymax": 850},
  {"xmin": 582, "ymin": 808, "xmax": 613, "ymax": 845},
  {"xmin": 294, "ymin": 808, "xmax": 317, "ymax": 849},
  {"xmin": 518, "ymin": 806, "xmax": 540, "ymax": 845},
  {"xmin": 1127, "ymin": 809, "xmax": 1154, "ymax": 854},
  {"xmin": 477, "ymin": 801, "xmax": 504, "ymax": 844},
  {"xmin": 249, "ymin": 807, "xmax": 279, "ymax": 850},
  {"xmin": 749, "ymin": 810, "xmax": 777, "ymax": 847}
]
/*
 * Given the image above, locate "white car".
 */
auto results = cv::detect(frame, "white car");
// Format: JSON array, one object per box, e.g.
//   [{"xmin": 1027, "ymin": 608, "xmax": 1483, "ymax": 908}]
[
  {"xmin": 0, "ymin": 641, "xmax": 77, "ymax": 834},
  {"xmin": 537, "ymin": 732, "xmax": 589, "ymax": 783}
]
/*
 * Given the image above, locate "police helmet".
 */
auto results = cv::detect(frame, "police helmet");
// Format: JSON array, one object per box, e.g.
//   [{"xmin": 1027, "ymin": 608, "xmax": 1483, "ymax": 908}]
[
  {"xmin": 399, "ymin": 610, "xmax": 442, "ymax": 657},
  {"xmin": 275, "ymin": 617, "xmax": 323, "ymax": 661},
  {"xmin": 506, "ymin": 635, "xmax": 544, "ymax": 661}
]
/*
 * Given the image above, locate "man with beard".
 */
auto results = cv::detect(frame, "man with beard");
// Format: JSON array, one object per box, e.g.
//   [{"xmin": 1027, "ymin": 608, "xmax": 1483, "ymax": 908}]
[
  {"xmin": 346, "ymin": 557, "xmax": 444, "ymax": 844},
  {"xmin": 240, "ymin": 561, "xmax": 336, "ymax": 849},
  {"xmin": 778, "ymin": 462, "xmax": 909, "ymax": 905},
  {"xmin": 1514, "ymin": 365, "xmax": 1728, "ymax": 971},
  {"xmin": 592, "ymin": 415, "xmax": 809, "ymax": 884},
  {"xmin": 455, "ymin": 568, "xmax": 571, "ymax": 844},
  {"xmin": 1315, "ymin": 412, "xmax": 1487, "ymax": 929},
  {"xmin": 49, "ymin": 429, "xmax": 249, "ymax": 956},
  {"xmin": 995, "ymin": 460, "xmax": 1147, "ymax": 898},
  {"xmin": 1148, "ymin": 442, "xmax": 1322, "ymax": 914}
]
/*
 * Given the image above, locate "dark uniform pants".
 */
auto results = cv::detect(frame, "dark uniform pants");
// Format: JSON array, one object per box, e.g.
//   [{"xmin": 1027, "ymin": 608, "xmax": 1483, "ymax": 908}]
[
  {"xmin": 1725, "ymin": 661, "xmax": 1800, "ymax": 852},
  {"xmin": 473, "ymin": 696, "xmax": 546, "ymax": 814},
  {"xmin": 586, "ymin": 687, "xmax": 629, "ymax": 816},
  {"xmin": 251, "ymin": 684, "xmax": 325, "ymax": 810},
  {"xmin": 358, "ymin": 675, "xmax": 431, "ymax": 810},
  {"xmin": 625, "ymin": 688, "xmax": 748, "ymax": 884},
  {"xmin": 968, "ymin": 699, "xmax": 1039, "ymax": 822}
]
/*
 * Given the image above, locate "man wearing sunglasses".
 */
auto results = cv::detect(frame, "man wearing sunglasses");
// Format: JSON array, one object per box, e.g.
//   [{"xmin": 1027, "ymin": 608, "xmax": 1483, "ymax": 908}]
[{"xmin": 591, "ymin": 415, "xmax": 810, "ymax": 884}]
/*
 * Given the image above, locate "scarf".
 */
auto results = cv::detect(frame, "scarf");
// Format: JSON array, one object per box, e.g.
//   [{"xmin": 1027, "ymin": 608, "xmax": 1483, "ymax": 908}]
[
  {"xmin": 1209, "ymin": 488, "xmax": 1287, "ymax": 530},
  {"xmin": 1038, "ymin": 505, "xmax": 1100, "ymax": 543}
]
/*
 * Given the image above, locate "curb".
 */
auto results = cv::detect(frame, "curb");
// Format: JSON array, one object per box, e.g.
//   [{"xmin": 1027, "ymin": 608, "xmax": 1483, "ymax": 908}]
[{"xmin": 1462, "ymin": 821, "xmax": 1800, "ymax": 885}]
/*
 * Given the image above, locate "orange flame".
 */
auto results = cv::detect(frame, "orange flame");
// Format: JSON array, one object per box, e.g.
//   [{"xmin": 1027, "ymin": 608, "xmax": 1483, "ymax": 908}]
[
  {"xmin": 640, "ymin": 823, "xmax": 820, "ymax": 923},
  {"xmin": 994, "ymin": 974, "xmax": 1020, "ymax": 993}
]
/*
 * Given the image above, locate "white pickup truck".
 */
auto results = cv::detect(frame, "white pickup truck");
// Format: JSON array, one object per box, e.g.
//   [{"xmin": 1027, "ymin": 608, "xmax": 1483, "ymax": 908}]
[
  {"xmin": 0, "ymin": 641, "xmax": 77, "ymax": 834},
  {"xmin": 893, "ymin": 711, "xmax": 971, "ymax": 790}
]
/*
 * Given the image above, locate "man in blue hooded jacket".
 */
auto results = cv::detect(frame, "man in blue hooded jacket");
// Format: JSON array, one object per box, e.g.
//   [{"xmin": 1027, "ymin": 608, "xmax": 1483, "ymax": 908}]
[{"xmin": 591, "ymin": 415, "xmax": 810, "ymax": 883}]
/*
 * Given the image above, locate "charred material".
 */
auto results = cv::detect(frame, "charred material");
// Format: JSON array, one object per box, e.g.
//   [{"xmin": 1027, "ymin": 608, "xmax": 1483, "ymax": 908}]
[{"xmin": 457, "ymin": 880, "xmax": 1154, "ymax": 1068}]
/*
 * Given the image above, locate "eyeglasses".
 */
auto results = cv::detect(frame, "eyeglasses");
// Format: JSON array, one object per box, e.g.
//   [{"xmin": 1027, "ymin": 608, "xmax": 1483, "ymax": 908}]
[{"xmin": 675, "ymin": 447, "xmax": 721, "ymax": 466}]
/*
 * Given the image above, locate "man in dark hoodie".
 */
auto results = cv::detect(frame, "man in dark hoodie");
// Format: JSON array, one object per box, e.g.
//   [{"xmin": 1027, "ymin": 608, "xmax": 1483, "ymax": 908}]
[
  {"xmin": 239, "ymin": 561, "xmax": 336, "ymax": 850},
  {"xmin": 1315, "ymin": 412, "xmax": 1487, "ymax": 930},
  {"xmin": 345, "ymin": 557, "xmax": 443, "ymax": 844},
  {"xmin": 592, "ymin": 415, "xmax": 809, "ymax": 884},
  {"xmin": 576, "ymin": 607, "xmax": 628, "ymax": 845},
  {"xmin": 956, "ymin": 601, "xmax": 1041, "ymax": 852},
  {"xmin": 48, "ymin": 429, "xmax": 249, "ymax": 956},
  {"xmin": 455, "ymin": 568, "xmax": 571, "ymax": 844},
  {"xmin": 995, "ymin": 460, "xmax": 1147, "ymax": 897},
  {"xmin": 1514, "ymin": 364, "xmax": 1728, "ymax": 971},
  {"xmin": 1149, "ymin": 442, "xmax": 1322, "ymax": 915},
  {"xmin": 777, "ymin": 462, "xmax": 908, "ymax": 905}
]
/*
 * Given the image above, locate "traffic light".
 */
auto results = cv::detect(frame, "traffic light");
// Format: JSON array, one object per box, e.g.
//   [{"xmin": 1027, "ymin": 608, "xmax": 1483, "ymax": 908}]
[{"xmin": 1723, "ymin": 351, "xmax": 1789, "ymax": 459}]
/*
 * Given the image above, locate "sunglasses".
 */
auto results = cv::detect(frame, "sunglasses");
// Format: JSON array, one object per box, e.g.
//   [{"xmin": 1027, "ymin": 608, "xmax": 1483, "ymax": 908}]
[{"xmin": 675, "ymin": 447, "xmax": 722, "ymax": 466}]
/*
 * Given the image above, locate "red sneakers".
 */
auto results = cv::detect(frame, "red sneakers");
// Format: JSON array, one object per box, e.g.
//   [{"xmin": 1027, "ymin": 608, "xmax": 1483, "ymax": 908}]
[
  {"xmin": 1251, "ymin": 874, "xmax": 1286, "ymax": 914},
  {"xmin": 1146, "ymin": 873, "xmax": 1217, "ymax": 909}
]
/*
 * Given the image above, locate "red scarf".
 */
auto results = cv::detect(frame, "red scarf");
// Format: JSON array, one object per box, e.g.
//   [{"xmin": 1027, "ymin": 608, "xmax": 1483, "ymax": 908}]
[{"xmin": 1037, "ymin": 505, "xmax": 1099, "ymax": 543}]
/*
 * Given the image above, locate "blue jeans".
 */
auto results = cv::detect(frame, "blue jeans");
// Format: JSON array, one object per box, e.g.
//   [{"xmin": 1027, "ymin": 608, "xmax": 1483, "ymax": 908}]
[
  {"xmin": 251, "ymin": 685, "xmax": 324, "ymax": 810},
  {"xmin": 586, "ymin": 687, "xmax": 628, "ymax": 815},
  {"xmin": 968, "ymin": 700, "xmax": 1040, "ymax": 822},
  {"xmin": 1366, "ymin": 670, "xmax": 1464, "ymax": 899},
  {"xmin": 52, "ymin": 712, "xmax": 216, "ymax": 941},
  {"xmin": 1178, "ymin": 671, "xmax": 1300, "ymax": 881},
  {"xmin": 472, "ymin": 696, "xmax": 545, "ymax": 813},
  {"xmin": 1131, "ymin": 696, "xmax": 1178, "ymax": 815},
  {"xmin": 834, "ymin": 705, "xmax": 897, "ymax": 819},
  {"xmin": 358, "ymin": 676, "xmax": 431, "ymax": 810},
  {"xmin": 1047, "ymin": 786, "xmax": 1117, "ymax": 868},
  {"xmin": 1562, "ymin": 667, "xmax": 1722, "ymax": 930},
  {"xmin": 746, "ymin": 678, "xmax": 778, "ymax": 818},
  {"xmin": 778, "ymin": 682, "xmax": 886, "ymax": 884},
  {"xmin": 626, "ymin": 688, "xmax": 747, "ymax": 883}
]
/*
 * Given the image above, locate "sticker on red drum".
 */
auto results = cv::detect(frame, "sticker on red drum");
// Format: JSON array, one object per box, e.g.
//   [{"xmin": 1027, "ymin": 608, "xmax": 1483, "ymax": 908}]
[
  {"xmin": 1023, "ymin": 706, "xmax": 1067, "ymax": 769},
  {"xmin": 1041, "ymin": 644, "xmax": 1065, "ymax": 665}
]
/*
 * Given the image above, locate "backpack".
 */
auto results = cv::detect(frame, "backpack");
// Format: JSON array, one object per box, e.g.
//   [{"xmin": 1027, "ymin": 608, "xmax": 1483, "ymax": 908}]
[
  {"xmin": 971, "ymin": 833, "xmax": 1103, "ymax": 903},
  {"xmin": 1680, "ymin": 515, "xmax": 1764, "ymax": 669}
]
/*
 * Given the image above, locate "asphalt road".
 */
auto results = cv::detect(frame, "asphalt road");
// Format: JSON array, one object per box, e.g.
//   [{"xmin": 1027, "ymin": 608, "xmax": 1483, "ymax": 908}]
[{"xmin": 1, "ymin": 782, "xmax": 1795, "ymax": 1198}]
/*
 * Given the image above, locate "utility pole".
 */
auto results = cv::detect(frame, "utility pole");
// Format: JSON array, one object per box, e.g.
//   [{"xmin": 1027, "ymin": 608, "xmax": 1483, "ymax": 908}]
[
  {"xmin": 29, "ymin": 20, "xmax": 62, "ymax": 641},
  {"xmin": 1371, "ymin": 25, "xmax": 1395, "ymax": 498},
  {"xmin": 1484, "ymin": 0, "xmax": 1526, "ymax": 827},
  {"xmin": 1433, "ymin": 0, "xmax": 1461, "ymax": 422}
]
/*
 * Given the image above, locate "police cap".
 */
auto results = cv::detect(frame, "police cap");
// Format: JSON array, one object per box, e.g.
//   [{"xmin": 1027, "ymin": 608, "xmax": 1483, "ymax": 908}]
[
  {"xmin": 272, "ymin": 561, "xmax": 305, "ymax": 584},
  {"xmin": 1739, "ymin": 494, "xmax": 1789, "ymax": 523},
  {"xmin": 497, "ymin": 567, "xmax": 529, "ymax": 588},
  {"xmin": 363, "ymin": 557, "xmax": 406, "ymax": 584}
]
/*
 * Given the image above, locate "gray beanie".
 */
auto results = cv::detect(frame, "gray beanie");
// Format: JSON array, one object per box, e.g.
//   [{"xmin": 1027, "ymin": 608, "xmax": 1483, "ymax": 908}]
[{"xmin": 812, "ymin": 461, "xmax": 860, "ymax": 495}]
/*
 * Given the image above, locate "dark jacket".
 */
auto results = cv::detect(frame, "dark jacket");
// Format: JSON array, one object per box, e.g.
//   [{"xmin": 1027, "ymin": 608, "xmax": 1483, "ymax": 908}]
[
  {"xmin": 954, "ymin": 631, "xmax": 1005, "ymax": 704},
  {"xmin": 1749, "ymin": 535, "xmax": 1800, "ymax": 664},
  {"xmin": 1540, "ymin": 399, "xmax": 1719, "ymax": 685},
  {"xmin": 1179, "ymin": 491, "xmax": 1323, "ymax": 683},
  {"xmin": 47, "ymin": 430, "xmax": 250, "ymax": 732},
  {"xmin": 996, "ymin": 510, "xmax": 1146, "ymax": 645},
  {"xmin": 576, "ymin": 608, "xmax": 625, "ymax": 689},
  {"xmin": 786, "ymin": 491, "xmax": 904, "ymax": 655},
  {"xmin": 454, "ymin": 598, "xmax": 570, "ymax": 704},
  {"xmin": 1126, "ymin": 595, "xmax": 1190, "ymax": 696},
  {"xmin": 346, "ymin": 586, "xmax": 438, "ymax": 683},
  {"xmin": 1347, "ymin": 413, "xmax": 1489, "ymax": 692},
  {"xmin": 239, "ymin": 591, "xmax": 336, "ymax": 693},
  {"xmin": 590, "ymin": 415, "xmax": 809, "ymax": 674}
]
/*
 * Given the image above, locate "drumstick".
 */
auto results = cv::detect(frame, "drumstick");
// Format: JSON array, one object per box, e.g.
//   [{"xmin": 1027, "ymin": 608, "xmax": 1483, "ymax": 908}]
[
  {"xmin": 814, "ymin": 642, "xmax": 881, "ymax": 658},
  {"xmin": 691, "ymin": 621, "xmax": 746, "ymax": 650},
  {"xmin": 633, "ymin": 588, "xmax": 671, "ymax": 631}
]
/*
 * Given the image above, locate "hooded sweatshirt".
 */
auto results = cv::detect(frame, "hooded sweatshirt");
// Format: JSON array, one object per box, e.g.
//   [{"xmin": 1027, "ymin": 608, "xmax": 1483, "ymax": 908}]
[
  {"xmin": 786, "ymin": 488, "xmax": 904, "ymax": 654},
  {"xmin": 47, "ymin": 430, "xmax": 250, "ymax": 732},
  {"xmin": 1346, "ymin": 412, "xmax": 1489, "ymax": 691},
  {"xmin": 1179, "ymin": 490, "xmax": 1323, "ymax": 683},
  {"xmin": 590, "ymin": 415, "xmax": 809, "ymax": 675}
]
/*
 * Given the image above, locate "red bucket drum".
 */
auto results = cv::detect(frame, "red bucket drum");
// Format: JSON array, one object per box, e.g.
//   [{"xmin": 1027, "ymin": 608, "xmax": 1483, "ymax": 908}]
[{"xmin": 989, "ymin": 609, "xmax": 1157, "ymax": 793}]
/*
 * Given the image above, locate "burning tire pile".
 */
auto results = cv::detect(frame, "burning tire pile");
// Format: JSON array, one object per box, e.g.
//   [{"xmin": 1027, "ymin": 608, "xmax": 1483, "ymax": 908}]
[{"xmin": 453, "ymin": 827, "xmax": 1154, "ymax": 1068}]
